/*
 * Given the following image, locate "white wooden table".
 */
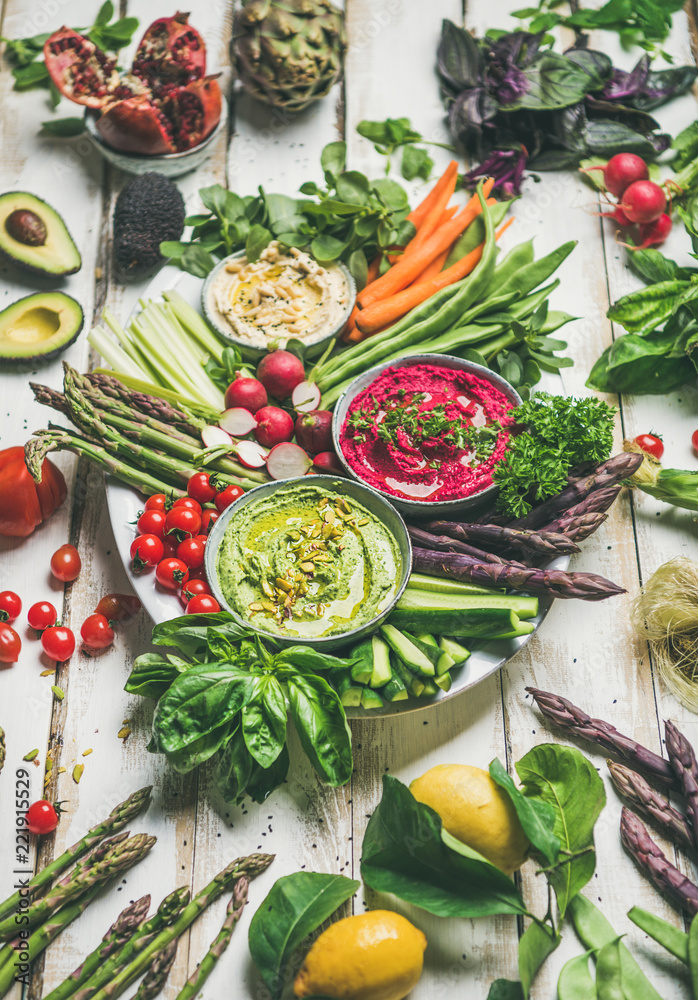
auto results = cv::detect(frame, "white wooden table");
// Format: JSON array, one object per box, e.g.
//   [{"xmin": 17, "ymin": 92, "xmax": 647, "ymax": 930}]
[{"xmin": 1, "ymin": 2, "xmax": 698, "ymax": 997}]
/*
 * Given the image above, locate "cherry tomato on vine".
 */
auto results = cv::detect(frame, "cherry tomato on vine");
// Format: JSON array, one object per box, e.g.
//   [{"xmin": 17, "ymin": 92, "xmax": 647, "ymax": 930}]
[
  {"xmin": 172, "ymin": 497, "xmax": 202, "ymax": 514},
  {"xmin": 214, "ymin": 485, "xmax": 244, "ymax": 512},
  {"xmin": 165, "ymin": 506, "xmax": 201, "ymax": 539},
  {"xmin": 26, "ymin": 800, "xmax": 59, "ymax": 835},
  {"xmin": 0, "ymin": 623, "xmax": 21, "ymax": 663},
  {"xmin": 130, "ymin": 534, "xmax": 164, "ymax": 572},
  {"xmin": 50, "ymin": 544, "xmax": 81, "ymax": 583},
  {"xmin": 81, "ymin": 614, "xmax": 115, "ymax": 650},
  {"xmin": 156, "ymin": 558, "xmax": 189, "ymax": 591},
  {"xmin": 186, "ymin": 594, "xmax": 220, "ymax": 615},
  {"xmin": 180, "ymin": 578, "xmax": 211, "ymax": 607},
  {"xmin": 95, "ymin": 594, "xmax": 141, "ymax": 624},
  {"xmin": 187, "ymin": 472, "xmax": 215, "ymax": 504},
  {"xmin": 176, "ymin": 535, "xmax": 206, "ymax": 569},
  {"xmin": 0, "ymin": 591, "xmax": 21, "ymax": 623},
  {"xmin": 145, "ymin": 493, "xmax": 168, "ymax": 512},
  {"xmin": 41, "ymin": 626, "xmax": 75, "ymax": 661},
  {"xmin": 137, "ymin": 509, "xmax": 166, "ymax": 539},
  {"xmin": 201, "ymin": 509, "xmax": 219, "ymax": 534},
  {"xmin": 634, "ymin": 433, "xmax": 664, "ymax": 460},
  {"xmin": 27, "ymin": 601, "xmax": 57, "ymax": 631}
]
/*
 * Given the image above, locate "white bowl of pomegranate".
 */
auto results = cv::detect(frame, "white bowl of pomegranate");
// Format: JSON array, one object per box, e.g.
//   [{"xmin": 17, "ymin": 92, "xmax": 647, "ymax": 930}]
[{"xmin": 332, "ymin": 354, "xmax": 522, "ymax": 518}]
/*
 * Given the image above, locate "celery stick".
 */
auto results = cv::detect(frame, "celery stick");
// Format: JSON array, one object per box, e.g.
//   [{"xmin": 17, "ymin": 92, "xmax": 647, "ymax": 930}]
[
  {"xmin": 88, "ymin": 326, "xmax": 148, "ymax": 381},
  {"xmin": 163, "ymin": 290, "xmax": 226, "ymax": 361}
]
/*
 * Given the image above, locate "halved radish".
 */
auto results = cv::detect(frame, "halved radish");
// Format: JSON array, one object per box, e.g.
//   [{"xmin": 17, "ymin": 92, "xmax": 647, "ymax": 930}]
[
  {"xmin": 266, "ymin": 442, "xmax": 313, "ymax": 480},
  {"xmin": 292, "ymin": 381, "xmax": 321, "ymax": 413},
  {"xmin": 313, "ymin": 451, "xmax": 347, "ymax": 475},
  {"xmin": 236, "ymin": 440, "xmax": 269, "ymax": 469},
  {"xmin": 201, "ymin": 425, "xmax": 234, "ymax": 449},
  {"xmin": 219, "ymin": 407, "xmax": 258, "ymax": 438}
]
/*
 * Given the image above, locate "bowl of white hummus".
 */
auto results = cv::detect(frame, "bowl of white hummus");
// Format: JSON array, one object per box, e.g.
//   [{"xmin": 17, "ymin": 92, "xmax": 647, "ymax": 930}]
[{"xmin": 201, "ymin": 241, "xmax": 355, "ymax": 356}]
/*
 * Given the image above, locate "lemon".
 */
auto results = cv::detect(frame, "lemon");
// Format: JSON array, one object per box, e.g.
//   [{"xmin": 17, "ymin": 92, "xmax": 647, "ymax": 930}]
[
  {"xmin": 293, "ymin": 909, "xmax": 427, "ymax": 1000},
  {"xmin": 410, "ymin": 763, "xmax": 529, "ymax": 874}
]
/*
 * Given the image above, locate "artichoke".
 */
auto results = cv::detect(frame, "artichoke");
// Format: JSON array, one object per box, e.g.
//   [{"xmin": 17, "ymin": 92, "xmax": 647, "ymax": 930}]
[{"xmin": 233, "ymin": 0, "xmax": 347, "ymax": 112}]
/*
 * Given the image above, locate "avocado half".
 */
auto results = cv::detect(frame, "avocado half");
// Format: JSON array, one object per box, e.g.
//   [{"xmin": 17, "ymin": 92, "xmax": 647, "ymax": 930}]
[
  {"xmin": 0, "ymin": 192, "xmax": 81, "ymax": 276},
  {"xmin": 0, "ymin": 291, "xmax": 84, "ymax": 363}
]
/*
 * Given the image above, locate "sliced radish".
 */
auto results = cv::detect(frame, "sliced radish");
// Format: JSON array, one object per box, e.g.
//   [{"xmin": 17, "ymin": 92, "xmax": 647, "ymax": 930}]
[
  {"xmin": 235, "ymin": 439, "xmax": 269, "ymax": 469},
  {"xmin": 292, "ymin": 380, "xmax": 321, "ymax": 413},
  {"xmin": 266, "ymin": 442, "xmax": 313, "ymax": 480},
  {"xmin": 201, "ymin": 425, "xmax": 234, "ymax": 449},
  {"xmin": 219, "ymin": 407, "xmax": 258, "ymax": 438},
  {"xmin": 313, "ymin": 451, "xmax": 347, "ymax": 476}
]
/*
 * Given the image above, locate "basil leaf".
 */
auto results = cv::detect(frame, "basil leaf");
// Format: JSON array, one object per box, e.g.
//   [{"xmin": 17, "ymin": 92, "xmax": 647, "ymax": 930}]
[
  {"xmin": 249, "ymin": 872, "xmax": 359, "ymax": 999},
  {"xmin": 242, "ymin": 675, "xmax": 287, "ymax": 768},
  {"xmin": 151, "ymin": 612, "xmax": 246, "ymax": 655},
  {"xmin": 437, "ymin": 19, "xmax": 481, "ymax": 91},
  {"xmin": 246, "ymin": 224, "xmax": 272, "ymax": 263},
  {"xmin": 286, "ymin": 673, "xmax": 352, "ymax": 786},
  {"xmin": 124, "ymin": 653, "xmax": 186, "ymax": 700},
  {"xmin": 361, "ymin": 775, "xmax": 527, "ymax": 918},
  {"xmin": 516, "ymin": 744, "xmax": 605, "ymax": 918},
  {"xmin": 152, "ymin": 665, "xmax": 256, "ymax": 752},
  {"xmin": 215, "ymin": 724, "xmax": 252, "ymax": 802},
  {"xmin": 247, "ymin": 743, "xmax": 290, "ymax": 804},
  {"xmin": 320, "ymin": 141, "xmax": 346, "ymax": 181},
  {"xmin": 489, "ymin": 758, "xmax": 560, "ymax": 866},
  {"xmin": 518, "ymin": 921, "xmax": 559, "ymax": 996},
  {"xmin": 587, "ymin": 337, "xmax": 693, "ymax": 395},
  {"xmin": 487, "ymin": 981, "xmax": 525, "ymax": 1000},
  {"xmin": 505, "ymin": 53, "xmax": 594, "ymax": 111},
  {"xmin": 628, "ymin": 248, "xmax": 688, "ymax": 285},
  {"xmin": 607, "ymin": 279, "xmax": 692, "ymax": 333},
  {"xmin": 276, "ymin": 647, "xmax": 356, "ymax": 673},
  {"xmin": 181, "ymin": 244, "xmax": 216, "ymax": 278},
  {"xmin": 165, "ymin": 720, "xmax": 235, "ymax": 774}
]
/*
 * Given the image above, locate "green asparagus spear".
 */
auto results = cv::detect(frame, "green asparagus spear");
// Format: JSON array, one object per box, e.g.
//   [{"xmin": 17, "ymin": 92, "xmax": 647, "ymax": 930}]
[
  {"xmin": 0, "ymin": 786, "xmax": 152, "ymax": 924},
  {"xmin": 0, "ymin": 835, "xmax": 156, "ymax": 941},
  {"xmin": 127, "ymin": 938, "xmax": 178, "ymax": 1000},
  {"xmin": 85, "ymin": 855, "xmax": 273, "ymax": 1000},
  {"xmin": 173, "ymin": 877, "xmax": 249, "ymax": 1000}
]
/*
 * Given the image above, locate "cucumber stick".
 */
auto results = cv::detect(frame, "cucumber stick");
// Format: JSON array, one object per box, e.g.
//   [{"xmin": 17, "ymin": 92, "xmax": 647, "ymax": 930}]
[
  {"xmin": 397, "ymin": 589, "xmax": 539, "ymax": 619},
  {"xmin": 388, "ymin": 603, "xmax": 520, "ymax": 638},
  {"xmin": 370, "ymin": 636, "xmax": 392, "ymax": 688},
  {"xmin": 407, "ymin": 572, "xmax": 504, "ymax": 596},
  {"xmin": 439, "ymin": 636, "xmax": 470, "ymax": 667},
  {"xmin": 380, "ymin": 625, "xmax": 435, "ymax": 677}
]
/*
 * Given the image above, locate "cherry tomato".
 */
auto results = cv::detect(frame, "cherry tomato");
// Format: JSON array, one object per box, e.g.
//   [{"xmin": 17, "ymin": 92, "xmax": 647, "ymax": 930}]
[
  {"xmin": 137, "ymin": 509, "xmax": 166, "ymax": 539},
  {"xmin": 41, "ymin": 625, "xmax": 75, "ymax": 661},
  {"xmin": 176, "ymin": 535, "xmax": 206, "ymax": 569},
  {"xmin": 172, "ymin": 497, "xmax": 202, "ymax": 514},
  {"xmin": 145, "ymin": 494, "xmax": 168, "ymax": 512},
  {"xmin": 162, "ymin": 536, "xmax": 178, "ymax": 559},
  {"xmin": 165, "ymin": 506, "xmax": 201, "ymax": 539},
  {"xmin": 0, "ymin": 591, "xmax": 22, "ymax": 623},
  {"xmin": 50, "ymin": 544, "xmax": 81, "ymax": 583},
  {"xmin": 0, "ymin": 623, "xmax": 21, "ymax": 663},
  {"xmin": 187, "ymin": 472, "xmax": 215, "ymax": 504},
  {"xmin": 130, "ymin": 534, "xmax": 164, "ymax": 572},
  {"xmin": 201, "ymin": 509, "xmax": 219, "ymax": 534},
  {"xmin": 187, "ymin": 565, "xmax": 208, "ymax": 581},
  {"xmin": 156, "ymin": 558, "xmax": 189, "ymax": 591},
  {"xmin": 186, "ymin": 594, "xmax": 220, "ymax": 615},
  {"xmin": 81, "ymin": 614, "xmax": 115, "ymax": 650},
  {"xmin": 634, "ymin": 433, "xmax": 664, "ymax": 460},
  {"xmin": 214, "ymin": 485, "xmax": 244, "ymax": 512},
  {"xmin": 26, "ymin": 800, "xmax": 59, "ymax": 835},
  {"xmin": 693, "ymin": 430, "xmax": 698, "ymax": 457},
  {"xmin": 95, "ymin": 593, "xmax": 141, "ymax": 624},
  {"xmin": 27, "ymin": 601, "xmax": 57, "ymax": 631},
  {"xmin": 180, "ymin": 578, "xmax": 212, "ymax": 607}
]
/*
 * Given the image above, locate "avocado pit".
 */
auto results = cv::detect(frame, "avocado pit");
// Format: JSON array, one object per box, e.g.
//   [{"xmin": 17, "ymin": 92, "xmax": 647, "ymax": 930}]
[{"xmin": 5, "ymin": 209, "xmax": 47, "ymax": 247}]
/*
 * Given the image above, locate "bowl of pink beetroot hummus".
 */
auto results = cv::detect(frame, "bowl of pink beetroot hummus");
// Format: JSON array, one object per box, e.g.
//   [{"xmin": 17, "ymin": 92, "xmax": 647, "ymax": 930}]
[{"xmin": 332, "ymin": 355, "xmax": 521, "ymax": 517}]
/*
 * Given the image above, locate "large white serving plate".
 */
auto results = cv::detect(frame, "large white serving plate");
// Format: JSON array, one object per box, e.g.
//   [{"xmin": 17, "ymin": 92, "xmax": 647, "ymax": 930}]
[{"xmin": 105, "ymin": 265, "xmax": 566, "ymax": 716}]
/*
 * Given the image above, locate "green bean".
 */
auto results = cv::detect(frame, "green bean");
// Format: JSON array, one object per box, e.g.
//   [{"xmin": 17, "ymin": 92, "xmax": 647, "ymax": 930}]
[
  {"xmin": 595, "ymin": 938, "xmax": 623, "ymax": 1000},
  {"xmin": 557, "ymin": 950, "xmax": 598, "ymax": 1000},
  {"xmin": 542, "ymin": 310, "xmax": 576, "ymax": 334},
  {"xmin": 569, "ymin": 895, "xmax": 663, "ymax": 1000},
  {"xmin": 498, "ymin": 241, "xmax": 576, "ymax": 298},
  {"xmin": 480, "ymin": 280, "xmax": 561, "ymax": 327},
  {"xmin": 445, "ymin": 199, "xmax": 512, "ymax": 268},
  {"xmin": 493, "ymin": 239, "xmax": 535, "ymax": 287},
  {"xmin": 458, "ymin": 289, "xmax": 522, "ymax": 324},
  {"xmin": 627, "ymin": 906, "xmax": 688, "ymax": 962},
  {"xmin": 689, "ymin": 913, "xmax": 698, "ymax": 997}
]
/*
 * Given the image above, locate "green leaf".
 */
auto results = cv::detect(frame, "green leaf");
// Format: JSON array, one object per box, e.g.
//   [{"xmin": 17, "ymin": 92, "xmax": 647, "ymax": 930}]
[
  {"xmin": 310, "ymin": 234, "xmax": 347, "ymax": 262},
  {"xmin": 361, "ymin": 775, "xmax": 527, "ymax": 918},
  {"xmin": 487, "ymin": 982, "xmax": 525, "ymax": 1000},
  {"xmin": 519, "ymin": 921, "xmax": 560, "ymax": 996},
  {"xmin": 94, "ymin": 1, "xmax": 114, "ymax": 26},
  {"xmin": 165, "ymin": 720, "xmax": 235, "ymax": 774},
  {"xmin": 12, "ymin": 61, "xmax": 49, "ymax": 89},
  {"xmin": 215, "ymin": 724, "xmax": 253, "ymax": 802},
  {"xmin": 40, "ymin": 117, "xmax": 85, "ymax": 137},
  {"xmin": 504, "ymin": 53, "xmax": 596, "ymax": 111},
  {"xmin": 402, "ymin": 145, "xmax": 433, "ymax": 181},
  {"xmin": 286, "ymin": 673, "xmax": 352, "ymax": 786},
  {"xmin": 152, "ymin": 665, "xmax": 257, "ymax": 752},
  {"xmin": 249, "ymin": 872, "xmax": 359, "ymax": 999},
  {"xmin": 181, "ymin": 244, "xmax": 216, "ymax": 278},
  {"xmin": 242, "ymin": 675, "xmax": 287, "ymax": 769},
  {"xmin": 125, "ymin": 653, "xmax": 188, "ymax": 700},
  {"xmin": 556, "ymin": 951, "xmax": 597, "ymax": 1000},
  {"xmin": 199, "ymin": 184, "xmax": 229, "ymax": 219},
  {"xmin": 245, "ymin": 224, "xmax": 272, "ymax": 263},
  {"xmin": 516, "ymin": 744, "xmax": 605, "ymax": 917},
  {"xmin": 372, "ymin": 177, "xmax": 410, "ymax": 211},
  {"xmin": 320, "ymin": 141, "xmax": 346, "ymax": 180},
  {"xmin": 627, "ymin": 248, "xmax": 688, "ymax": 285},
  {"xmin": 336, "ymin": 171, "xmax": 370, "ymax": 205},
  {"xmin": 347, "ymin": 248, "xmax": 368, "ymax": 290},
  {"xmin": 608, "ymin": 279, "xmax": 694, "ymax": 334},
  {"xmin": 275, "ymin": 647, "xmax": 357, "ymax": 673},
  {"xmin": 247, "ymin": 743, "xmax": 290, "ymax": 804},
  {"xmin": 489, "ymin": 759, "xmax": 560, "ymax": 866}
]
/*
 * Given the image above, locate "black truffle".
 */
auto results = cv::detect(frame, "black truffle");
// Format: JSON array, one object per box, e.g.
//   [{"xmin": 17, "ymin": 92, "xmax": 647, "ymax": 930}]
[{"xmin": 113, "ymin": 172, "xmax": 185, "ymax": 281}]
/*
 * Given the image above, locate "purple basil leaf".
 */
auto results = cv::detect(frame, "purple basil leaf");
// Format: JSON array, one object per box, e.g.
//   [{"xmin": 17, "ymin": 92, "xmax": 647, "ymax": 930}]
[
  {"xmin": 630, "ymin": 66, "xmax": 698, "ymax": 111},
  {"xmin": 583, "ymin": 117, "xmax": 670, "ymax": 157},
  {"xmin": 585, "ymin": 96, "xmax": 662, "ymax": 137},
  {"xmin": 437, "ymin": 19, "xmax": 482, "ymax": 92},
  {"xmin": 602, "ymin": 54, "xmax": 650, "ymax": 100},
  {"xmin": 463, "ymin": 147, "xmax": 528, "ymax": 196},
  {"xmin": 503, "ymin": 52, "xmax": 594, "ymax": 111},
  {"xmin": 448, "ymin": 88, "xmax": 497, "ymax": 151},
  {"xmin": 563, "ymin": 48, "xmax": 613, "ymax": 89}
]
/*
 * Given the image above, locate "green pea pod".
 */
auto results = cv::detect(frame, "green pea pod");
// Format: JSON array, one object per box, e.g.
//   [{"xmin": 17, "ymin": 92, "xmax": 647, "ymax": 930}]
[
  {"xmin": 557, "ymin": 950, "xmax": 597, "ymax": 1000},
  {"xmin": 627, "ymin": 906, "xmax": 687, "ymax": 962},
  {"xmin": 688, "ymin": 912, "xmax": 698, "ymax": 996},
  {"xmin": 483, "ymin": 281, "xmax": 561, "ymax": 326},
  {"xmin": 595, "ymin": 938, "xmax": 623, "ymax": 1000},
  {"xmin": 445, "ymin": 199, "xmax": 513, "ymax": 269},
  {"xmin": 497, "ymin": 241, "xmax": 576, "ymax": 298},
  {"xmin": 493, "ymin": 240, "xmax": 535, "ymax": 288}
]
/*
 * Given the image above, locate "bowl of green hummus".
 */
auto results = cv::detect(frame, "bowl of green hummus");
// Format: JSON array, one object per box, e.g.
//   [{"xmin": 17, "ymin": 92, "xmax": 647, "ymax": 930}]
[{"xmin": 204, "ymin": 476, "xmax": 412, "ymax": 650}]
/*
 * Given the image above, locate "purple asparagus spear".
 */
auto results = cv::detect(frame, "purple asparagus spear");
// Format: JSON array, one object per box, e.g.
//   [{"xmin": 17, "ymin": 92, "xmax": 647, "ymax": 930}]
[
  {"xmin": 664, "ymin": 720, "xmax": 698, "ymax": 848},
  {"xmin": 426, "ymin": 520, "xmax": 580, "ymax": 558},
  {"xmin": 607, "ymin": 760, "xmax": 694, "ymax": 850},
  {"xmin": 408, "ymin": 526, "xmax": 527, "ymax": 566},
  {"xmin": 621, "ymin": 807, "xmax": 698, "ymax": 914}
]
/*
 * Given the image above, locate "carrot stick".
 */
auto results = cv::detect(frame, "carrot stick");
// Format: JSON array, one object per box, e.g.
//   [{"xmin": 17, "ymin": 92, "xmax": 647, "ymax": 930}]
[
  {"xmin": 411, "ymin": 248, "xmax": 450, "ymax": 284},
  {"xmin": 357, "ymin": 179, "xmax": 496, "ymax": 310},
  {"xmin": 406, "ymin": 160, "xmax": 458, "ymax": 231},
  {"xmin": 388, "ymin": 204, "xmax": 457, "ymax": 264},
  {"xmin": 355, "ymin": 215, "xmax": 513, "ymax": 336},
  {"xmin": 366, "ymin": 254, "xmax": 382, "ymax": 284},
  {"xmin": 407, "ymin": 169, "xmax": 458, "ymax": 249}
]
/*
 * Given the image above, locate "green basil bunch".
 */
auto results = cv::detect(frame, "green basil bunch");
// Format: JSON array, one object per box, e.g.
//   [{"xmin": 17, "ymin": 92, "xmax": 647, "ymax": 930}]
[{"xmin": 125, "ymin": 613, "xmax": 356, "ymax": 804}]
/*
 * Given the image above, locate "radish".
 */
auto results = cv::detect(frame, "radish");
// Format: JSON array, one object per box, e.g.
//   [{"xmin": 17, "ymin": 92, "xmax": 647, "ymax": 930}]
[
  {"xmin": 224, "ymin": 376, "xmax": 267, "ymax": 414},
  {"xmin": 599, "ymin": 205, "xmax": 633, "ymax": 227},
  {"xmin": 201, "ymin": 425, "xmax": 233, "ymax": 449},
  {"xmin": 254, "ymin": 405, "xmax": 295, "ymax": 448},
  {"xmin": 622, "ymin": 213, "xmax": 673, "ymax": 251},
  {"xmin": 257, "ymin": 350, "xmax": 305, "ymax": 399},
  {"xmin": 618, "ymin": 180, "xmax": 666, "ymax": 225},
  {"xmin": 266, "ymin": 442, "xmax": 313, "ymax": 480},
  {"xmin": 583, "ymin": 153, "xmax": 649, "ymax": 197},
  {"xmin": 295, "ymin": 410, "xmax": 334, "ymax": 454},
  {"xmin": 313, "ymin": 451, "xmax": 347, "ymax": 476},
  {"xmin": 219, "ymin": 407, "xmax": 258, "ymax": 438},
  {"xmin": 292, "ymin": 380, "xmax": 322, "ymax": 413},
  {"xmin": 235, "ymin": 440, "xmax": 269, "ymax": 469}
]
